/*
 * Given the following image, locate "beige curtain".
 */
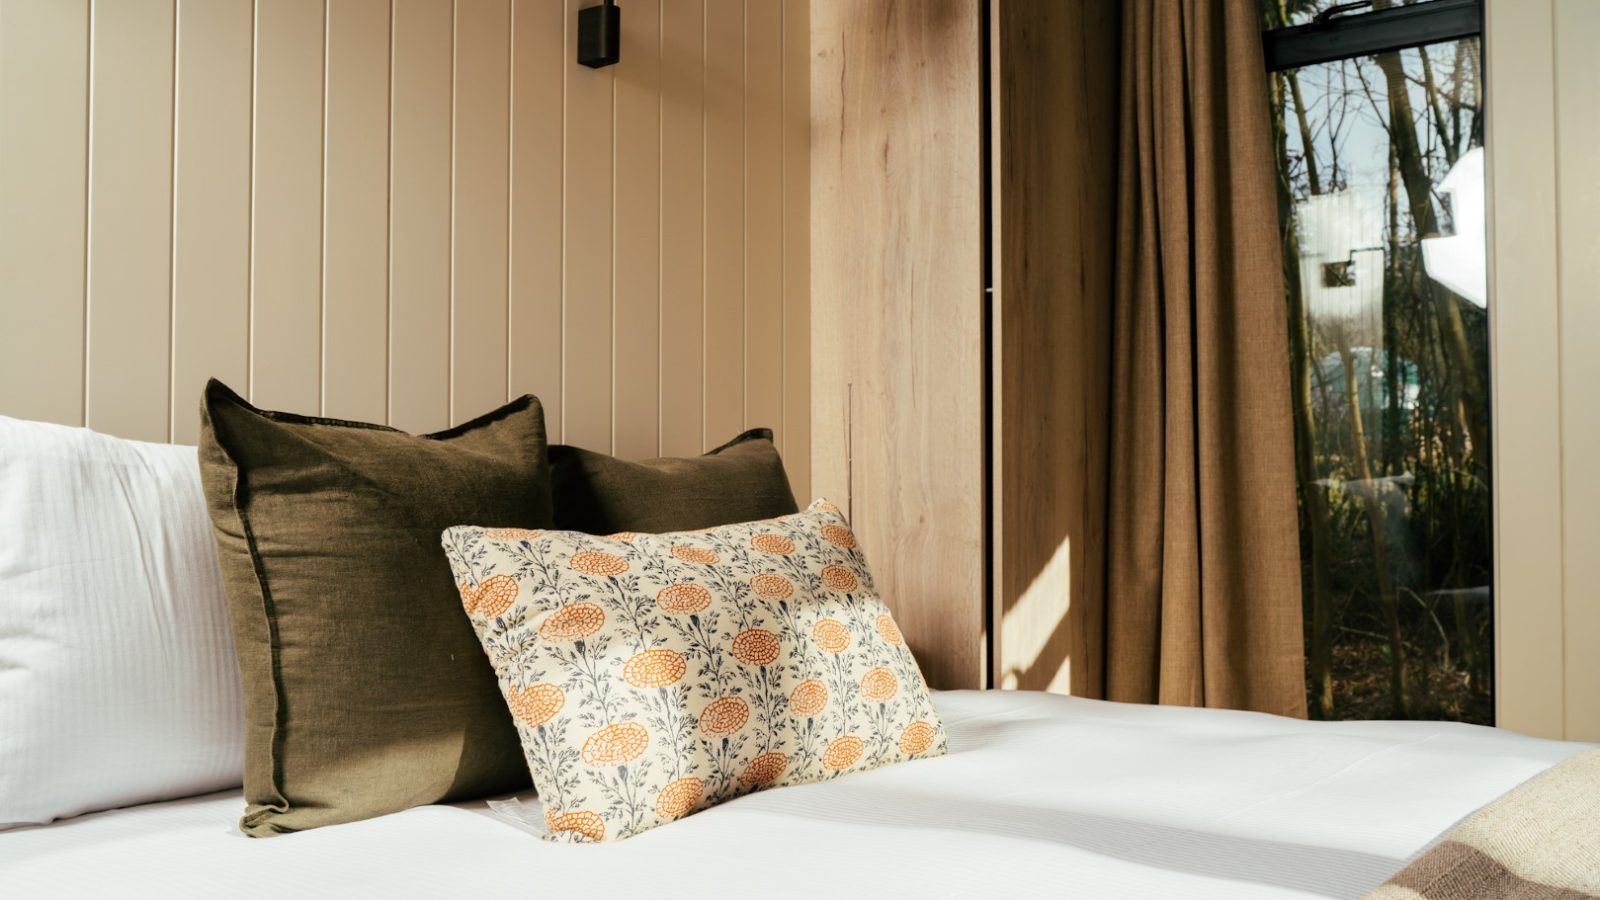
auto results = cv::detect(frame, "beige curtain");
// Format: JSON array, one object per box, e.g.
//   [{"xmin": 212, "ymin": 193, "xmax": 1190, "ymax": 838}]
[{"xmin": 1104, "ymin": 0, "xmax": 1307, "ymax": 717}]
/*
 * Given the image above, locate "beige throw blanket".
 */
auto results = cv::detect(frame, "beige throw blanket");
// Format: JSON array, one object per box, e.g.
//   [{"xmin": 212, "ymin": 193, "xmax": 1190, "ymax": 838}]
[{"xmin": 1367, "ymin": 748, "xmax": 1600, "ymax": 899}]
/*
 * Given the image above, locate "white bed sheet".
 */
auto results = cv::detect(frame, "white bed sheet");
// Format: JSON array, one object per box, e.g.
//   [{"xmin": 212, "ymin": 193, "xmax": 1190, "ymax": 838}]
[{"xmin": 1, "ymin": 690, "xmax": 1587, "ymax": 900}]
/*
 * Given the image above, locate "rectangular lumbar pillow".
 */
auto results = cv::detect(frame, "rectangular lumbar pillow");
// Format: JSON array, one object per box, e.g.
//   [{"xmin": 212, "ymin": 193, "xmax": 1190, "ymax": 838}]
[
  {"xmin": 442, "ymin": 499, "xmax": 948, "ymax": 842},
  {"xmin": 0, "ymin": 418, "xmax": 244, "ymax": 829},
  {"xmin": 197, "ymin": 379, "xmax": 552, "ymax": 835},
  {"xmin": 549, "ymin": 428, "xmax": 799, "ymax": 534}
]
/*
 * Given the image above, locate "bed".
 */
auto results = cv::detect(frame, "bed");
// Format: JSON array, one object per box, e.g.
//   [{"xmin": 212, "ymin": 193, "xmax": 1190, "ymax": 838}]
[{"xmin": 2, "ymin": 689, "xmax": 1585, "ymax": 900}]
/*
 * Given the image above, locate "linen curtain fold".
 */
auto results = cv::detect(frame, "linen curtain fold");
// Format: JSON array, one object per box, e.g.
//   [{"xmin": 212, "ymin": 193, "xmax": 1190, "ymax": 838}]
[{"xmin": 1104, "ymin": 0, "xmax": 1307, "ymax": 717}]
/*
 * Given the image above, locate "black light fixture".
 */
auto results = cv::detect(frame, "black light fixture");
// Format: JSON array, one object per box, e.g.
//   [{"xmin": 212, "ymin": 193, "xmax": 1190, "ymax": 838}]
[{"xmin": 577, "ymin": 0, "xmax": 620, "ymax": 69}]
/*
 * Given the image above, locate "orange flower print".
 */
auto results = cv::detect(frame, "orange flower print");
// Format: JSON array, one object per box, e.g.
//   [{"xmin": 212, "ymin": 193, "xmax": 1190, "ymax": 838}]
[
  {"xmin": 740, "ymin": 751, "xmax": 789, "ymax": 786},
  {"xmin": 461, "ymin": 574, "xmax": 519, "ymax": 617},
  {"xmin": 507, "ymin": 682, "xmax": 565, "ymax": 727},
  {"xmin": 815, "ymin": 499, "xmax": 840, "ymax": 512},
  {"xmin": 820, "ymin": 523, "xmax": 857, "ymax": 549},
  {"xmin": 731, "ymin": 628, "xmax": 781, "ymax": 666},
  {"xmin": 750, "ymin": 533, "xmax": 795, "ymax": 555},
  {"xmin": 875, "ymin": 614, "xmax": 904, "ymax": 645},
  {"xmin": 653, "ymin": 777, "xmax": 705, "ymax": 819},
  {"xmin": 748, "ymin": 573, "xmax": 794, "ymax": 599},
  {"xmin": 788, "ymin": 679, "xmax": 828, "ymax": 717},
  {"xmin": 483, "ymin": 527, "xmax": 543, "ymax": 542},
  {"xmin": 655, "ymin": 583, "xmax": 712, "ymax": 614},
  {"xmin": 823, "ymin": 735, "xmax": 865, "ymax": 770},
  {"xmin": 820, "ymin": 564, "xmax": 859, "ymax": 593},
  {"xmin": 568, "ymin": 550, "xmax": 629, "ymax": 577},
  {"xmin": 899, "ymin": 721, "xmax": 937, "ymax": 755},
  {"xmin": 539, "ymin": 602, "xmax": 606, "ymax": 641},
  {"xmin": 698, "ymin": 697, "xmax": 749, "ymax": 736},
  {"xmin": 546, "ymin": 809, "xmax": 605, "ymax": 842},
  {"xmin": 606, "ymin": 531, "xmax": 639, "ymax": 542},
  {"xmin": 812, "ymin": 618, "xmax": 851, "ymax": 654},
  {"xmin": 670, "ymin": 545, "xmax": 720, "ymax": 565},
  {"xmin": 581, "ymin": 722, "xmax": 650, "ymax": 766},
  {"xmin": 860, "ymin": 666, "xmax": 899, "ymax": 702},
  {"xmin": 623, "ymin": 649, "xmax": 687, "ymax": 689}
]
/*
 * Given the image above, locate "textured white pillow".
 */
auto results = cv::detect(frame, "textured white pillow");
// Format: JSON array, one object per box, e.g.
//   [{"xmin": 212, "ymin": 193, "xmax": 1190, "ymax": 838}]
[{"xmin": 0, "ymin": 417, "xmax": 244, "ymax": 828}]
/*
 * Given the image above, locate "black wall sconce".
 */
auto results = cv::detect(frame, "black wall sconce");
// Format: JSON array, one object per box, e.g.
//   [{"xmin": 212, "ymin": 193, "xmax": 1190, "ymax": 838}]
[{"xmin": 578, "ymin": 0, "xmax": 620, "ymax": 69}]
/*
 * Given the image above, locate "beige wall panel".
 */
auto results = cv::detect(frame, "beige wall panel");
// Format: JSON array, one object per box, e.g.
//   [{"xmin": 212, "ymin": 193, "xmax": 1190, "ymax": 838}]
[
  {"xmin": 85, "ymin": 0, "xmax": 175, "ymax": 443},
  {"xmin": 657, "ymin": 0, "xmax": 705, "ymax": 457},
  {"xmin": 781, "ymin": 0, "xmax": 810, "ymax": 500},
  {"xmin": 990, "ymin": 0, "xmax": 1118, "ymax": 696},
  {"xmin": 807, "ymin": 5, "xmax": 847, "ymax": 509},
  {"xmin": 611, "ymin": 0, "xmax": 662, "ymax": 460},
  {"xmin": 508, "ymin": 0, "xmax": 564, "ymax": 441},
  {"xmin": 0, "ymin": 0, "xmax": 89, "ymax": 427},
  {"xmin": 561, "ymin": 0, "xmax": 615, "ymax": 452},
  {"xmin": 1486, "ymin": 0, "xmax": 1566, "ymax": 739},
  {"xmin": 451, "ymin": 0, "xmax": 510, "ymax": 425},
  {"xmin": 323, "ymin": 0, "xmax": 391, "ymax": 424},
  {"xmin": 388, "ymin": 0, "xmax": 452, "ymax": 434},
  {"xmin": 744, "ymin": 1, "xmax": 784, "ymax": 446},
  {"xmin": 702, "ymin": 0, "xmax": 743, "ymax": 448},
  {"xmin": 251, "ymin": 0, "xmax": 325, "ymax": 415},
  {"xmin": 811, "ymin": 0, "xmax": 986, "ymax": 690},
  {"xmin": 1555, "ymin": 0, "xmax": 1600, "ymax": 742},
  {"xmin": 171, "ymin": 0, "xmax": 252, "ymax": 443}
]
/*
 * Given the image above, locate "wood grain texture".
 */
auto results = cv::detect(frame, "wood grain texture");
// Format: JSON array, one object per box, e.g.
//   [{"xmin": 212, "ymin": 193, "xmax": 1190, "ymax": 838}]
[
  {"xmin": 388, "ymin": 0, "xmax": 453, "ymax": 435},
  {"xmin": 0, "ymin": 0, "xmax": 90, "ymax": 428},
  {"xmin": 85, "ymin": 0, "xmax": 175, "ymax": 443},
  {"xmin": 811, "ymin": 0, "xmax": 986, "ymax": 690},
  {"xmin": 322, "ymin": 0, "xmax": 390, "ymax": 423},
  {"xmin": 508, "ymin": 0, "xmax": 564, "ymax": 441},
  {"xmin": 1555, "ymin": 0, "xmax": 1600, "ymax": 742},
  {"xmin": 0, "ymin": 0, "xmax": 810, "ymax": 484},
  {"xmin": 561, "ymin": 0, "xmax": 614, "ymax": 452},
  {"xmin": 702, "ymin": 0, "xmax": 744, "ymax": 448},
  {"xmin": 611, "ymin": 0, "xmax": 662, "ymax": 460},
  {"xmin": 171, "ymin": 0, "xmax": 252, "ymax": 443},
  {"xmin": 989, "ymin": 0, "xmax": 1119, "ymax": 696},
  {"xmin": 658, "ymin": 0, "xmax": 706, "ymax": 457},
  {"xmin": 450, "ymin": 0, "xmax": 511, "ymax": 426},
  {"xmin": 250, "ymin": 0, "xmax": 324, "ymax": 414}
]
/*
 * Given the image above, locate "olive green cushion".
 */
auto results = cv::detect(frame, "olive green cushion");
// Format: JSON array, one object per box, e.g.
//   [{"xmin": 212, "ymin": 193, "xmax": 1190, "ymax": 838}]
[
  {"xmin": 550, "ymin": 429, "xmax": 799, "ymax": 533},
  {"xmin": 197, "ymin": 380, "xmax": 551, "ymax": 836}
]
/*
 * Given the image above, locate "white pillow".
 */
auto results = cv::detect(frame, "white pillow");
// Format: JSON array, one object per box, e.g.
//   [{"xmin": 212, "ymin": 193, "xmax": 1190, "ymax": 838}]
[{"xmin": 0, "ymin": 417, "xmax": 243, "ymax": 828}]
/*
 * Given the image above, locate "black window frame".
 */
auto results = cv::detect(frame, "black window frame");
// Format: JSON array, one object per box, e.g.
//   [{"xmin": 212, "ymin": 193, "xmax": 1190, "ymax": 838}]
[{"xmin": 1262, "ymin": 0, "xmax": 1483, "ymax": 72}]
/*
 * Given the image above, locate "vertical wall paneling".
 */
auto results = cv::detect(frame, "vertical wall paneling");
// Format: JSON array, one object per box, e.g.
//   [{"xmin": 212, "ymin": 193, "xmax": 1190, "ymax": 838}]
[
  {"xmin": 744, "ymin": 2, "xmax": 784, "ymax": 449},
  {"xmin": 1555, "ymin": 0, "xmax": 1600, "ymax": 742},
  {"xmin": 508, "ymin": 0, "xmax": 565, "ymax": 441},
  {"xmin": 702, "ymin": 0, "xmax": 745, "ymax": 448},
  {"xmin": 85, "ymin": 0, "xmax": 176, "ymax": 443},
  {"xmin": 811, "ymin": 0, "xmax": 987, "ymax": 690},
  {"xmin": 611, "ymin": 0, "xmax": 663, "ymax": 460},
  {"xmin": 451, "ymin": 0, "xmax": 512, "ymax": 425},
  {"xmin": 781, "ymin": 0, "xmax": 811, "ymax": 501},
  {"xmin": 322, "ymin": 0, "xmax": 391, "ymax": 424},
  {"xmin": 807, "ymin": 3, "xmax": 848, "ymax": 507},
  {"xmin": 0, "ymin": 0, "xmax": 90, "ymax": 428},
  {"xmin": 658, "ymin": 0, "xmax": 707, "ymax": 457},
  {"xmin": 171, "ymin": 0, "xmax": 252, "ymax": 444},
  {"xmin": 251, "ymin": 0, "xmax": 325, "ymax": 414},
  {"xmin": 388, "ymin": 0, "xmax": 453, "ymax": 435},
  {"xmin": 561, "ymin": 0, "xmax": 616, "ymax": 452},
  {"xmin": 1, "ymin": 0, "xmax": 809, "ymax": 474}
]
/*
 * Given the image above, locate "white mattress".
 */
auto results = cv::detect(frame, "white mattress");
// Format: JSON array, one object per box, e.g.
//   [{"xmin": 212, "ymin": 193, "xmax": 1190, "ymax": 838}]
[{"xmin": 1, "ymin": 690, "xmax": 1586, "ymax": 900}]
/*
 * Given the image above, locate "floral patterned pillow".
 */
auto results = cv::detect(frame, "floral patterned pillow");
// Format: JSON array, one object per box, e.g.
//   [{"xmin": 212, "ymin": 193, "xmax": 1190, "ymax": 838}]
[{"xmin": 441, "ymin": 499, "xmax": 947, "ymax": 842}]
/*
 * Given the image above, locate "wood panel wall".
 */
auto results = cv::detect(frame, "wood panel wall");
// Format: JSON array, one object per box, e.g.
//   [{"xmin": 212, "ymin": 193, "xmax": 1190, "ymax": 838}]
[
  {"xmin": 811, "ymin": 0, "xmax": 987, "ymax": 690},
  {"xmin": 989, "ymin": 0, "xmax": 1119, "ymax": 695},
  {"xmin": 0, "ymin": 0, "xmax": 810, "ymax": 499}
]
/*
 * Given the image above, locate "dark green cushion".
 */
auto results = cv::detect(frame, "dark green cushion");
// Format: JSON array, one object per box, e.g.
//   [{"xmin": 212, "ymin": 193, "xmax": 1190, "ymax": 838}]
[
  {"xmin": 197, "ymin": 379, "xmax": 551, "ymax": 836},
  {"xmin": 550, "ymin": 429, "xmax": 799, "ymax": 533}
]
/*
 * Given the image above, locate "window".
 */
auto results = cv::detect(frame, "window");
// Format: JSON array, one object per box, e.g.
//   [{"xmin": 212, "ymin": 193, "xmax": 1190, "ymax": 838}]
[{"xmin": 1260, "ymin": 0, "xmax": 1491, "ymax": 723}]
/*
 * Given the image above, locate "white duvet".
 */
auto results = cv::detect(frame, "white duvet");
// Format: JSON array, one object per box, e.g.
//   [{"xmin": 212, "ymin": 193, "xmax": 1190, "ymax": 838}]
[{"xmin": 0, "ymin": 690, "xmax": 1586, "ymax": 900}]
